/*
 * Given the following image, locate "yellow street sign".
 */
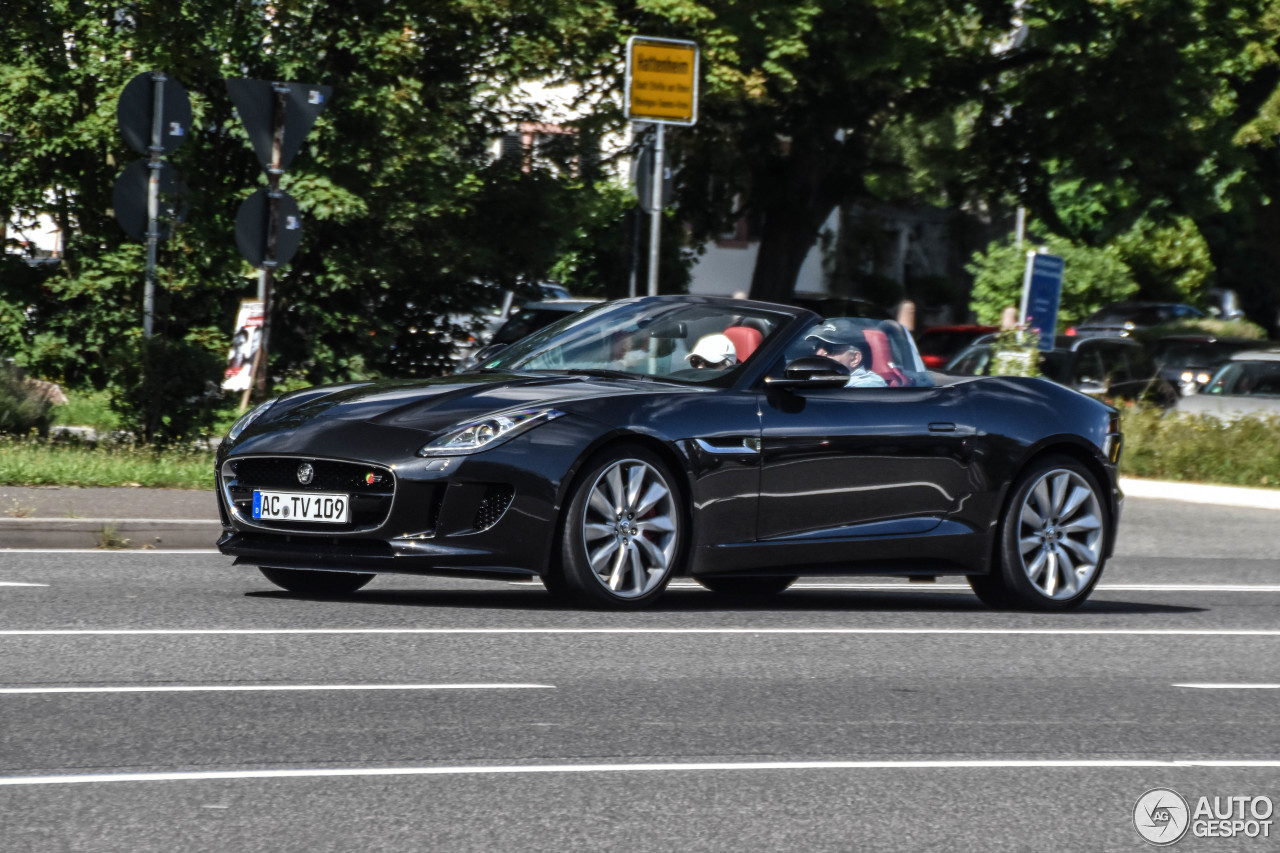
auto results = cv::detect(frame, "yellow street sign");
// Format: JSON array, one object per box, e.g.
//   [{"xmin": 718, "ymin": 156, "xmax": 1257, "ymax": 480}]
[{"xmin": 626, "ymin": 36, "xmax": 699, "ymax": 125}]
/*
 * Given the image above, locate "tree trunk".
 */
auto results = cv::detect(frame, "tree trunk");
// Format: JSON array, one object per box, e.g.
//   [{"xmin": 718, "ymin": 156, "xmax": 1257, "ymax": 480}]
[{"xmin": 747, "ymin": 138, "xmax": 842, "ymax": 304}]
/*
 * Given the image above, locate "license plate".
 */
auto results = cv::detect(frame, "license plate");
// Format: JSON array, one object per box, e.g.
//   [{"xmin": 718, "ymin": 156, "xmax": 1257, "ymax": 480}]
[{"xmin": 252, "ymin": 490, "xmax": 350, "ymax": 524}]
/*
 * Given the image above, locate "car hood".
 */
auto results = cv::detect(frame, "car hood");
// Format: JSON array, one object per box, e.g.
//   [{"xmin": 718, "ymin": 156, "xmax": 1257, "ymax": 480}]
[{"xmin": 227, "ymin": 371, "xmax": 685, "ymax": 452}]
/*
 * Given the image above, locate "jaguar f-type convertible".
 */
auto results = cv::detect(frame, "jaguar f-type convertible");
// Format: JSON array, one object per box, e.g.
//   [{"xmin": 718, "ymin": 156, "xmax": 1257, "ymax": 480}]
[{"xmin": 216, "ymin": 295, "xmax": 1123, "ymax": 610}]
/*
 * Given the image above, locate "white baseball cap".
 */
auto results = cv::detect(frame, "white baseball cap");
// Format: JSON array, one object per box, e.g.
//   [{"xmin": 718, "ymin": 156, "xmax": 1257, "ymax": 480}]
[{"xmin": 686, "ymin": 334, "xmax": 738, "ymax": 365}]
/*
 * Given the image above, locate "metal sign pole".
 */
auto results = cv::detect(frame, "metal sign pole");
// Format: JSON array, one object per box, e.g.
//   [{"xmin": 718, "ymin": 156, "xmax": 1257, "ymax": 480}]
[
  {"xmin": 248, "ymin": 84, "xmax": 287, "ymax": 402},
  {"xmin": 646, "ymin": 123, "xmax": 664, "ymax": 296},
  {"xmin": 143, "ymin": 72, "xmax": 166, "ymax": 339}
]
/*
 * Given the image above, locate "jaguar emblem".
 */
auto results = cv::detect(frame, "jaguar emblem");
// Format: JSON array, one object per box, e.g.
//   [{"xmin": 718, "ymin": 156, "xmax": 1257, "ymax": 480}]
[{"xmin": 296, "ymin": 463, "xmax": 315, "ymax": 485}]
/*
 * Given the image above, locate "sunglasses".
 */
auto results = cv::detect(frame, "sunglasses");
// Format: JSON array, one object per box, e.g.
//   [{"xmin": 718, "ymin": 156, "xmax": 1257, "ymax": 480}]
[
  {"xmin": 689, "ymin": 355, "xmax": 724, "ymax": 368},
  {"xmin": 816, "ymin": 342, "xmax": 853, "ymax": 355}
]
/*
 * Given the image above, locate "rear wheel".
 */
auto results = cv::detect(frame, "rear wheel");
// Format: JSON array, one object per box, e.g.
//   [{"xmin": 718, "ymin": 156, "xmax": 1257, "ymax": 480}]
[
  {"xmin": 696, "ymin": 576, "xmax": 797, "ymax": 596},
  {"xmin": 553, "ymin": 445, "xmax": 685, "ymax": 609},
  {"xmin": 259, "ymin": 567, "xmax": 374, "ymax": 596},
  {"xmin": 978, "ymin": 455, "xmax": 1109, "ymax": 610}
]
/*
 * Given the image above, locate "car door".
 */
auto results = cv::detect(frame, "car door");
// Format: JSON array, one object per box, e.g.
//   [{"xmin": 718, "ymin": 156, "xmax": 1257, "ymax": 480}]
[{"xmin": 756, "ymin": 382, "xmax": 976, "ymax": 550}]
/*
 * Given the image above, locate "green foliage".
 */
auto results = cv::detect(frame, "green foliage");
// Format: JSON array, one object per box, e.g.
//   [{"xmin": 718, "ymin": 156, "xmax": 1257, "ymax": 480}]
[
  {"xmin": 106, "ymin": 334, "xmax": 227, "ymax": 444},
  {"xmin": 1111, "ymin": 216, "xmax": 1215, "ymax": 304},
  {"xmin": 1121, "ymin": 408, "xmax": 1280, "ymax": 488},
  {"xmin": 987, "ymin": 330, "xmax": 1042, "ymax": 378},
  {"xmin": 0, "ymin": 364, "xmax": 54, "ymax": 435},
  {"xmin": 966, "ymin": 233, "xmax": 1137, "ymax": 329},
  {"xmin": 0, "ymin": 436, "xmax": 213, "ymax": 488},
  {"xmin": 1132, "ymin": 318, "xmax": 1269, "ymax": 348},
  {"xmin": 51, "ymin": 388, "xmax": 119, "ymax": 432}
]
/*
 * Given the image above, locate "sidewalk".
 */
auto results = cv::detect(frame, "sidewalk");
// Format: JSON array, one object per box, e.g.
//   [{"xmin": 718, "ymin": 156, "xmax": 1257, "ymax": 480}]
[
  {"xmin": 0, "ymin": 478, "xmax": 1277, "ymax": 551},
  {"xmin": 0, "ymin": 486, "xmax": 220, "ymax": 550}
]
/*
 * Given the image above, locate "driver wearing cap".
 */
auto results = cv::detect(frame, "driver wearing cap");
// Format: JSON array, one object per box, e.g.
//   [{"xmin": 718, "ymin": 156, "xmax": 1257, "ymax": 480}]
[{"xmin": 805, "ymin": 319, "xmax": 887, "ymax": 387}]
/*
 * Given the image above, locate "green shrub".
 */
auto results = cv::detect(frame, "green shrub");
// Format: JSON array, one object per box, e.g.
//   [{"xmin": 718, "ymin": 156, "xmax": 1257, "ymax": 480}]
[
  {"xmin": 1120, "ymin": 407, "xmax": 1280, "ymax": 487},
  {"xmin": 107, "ymin": 335, "xmax": 226, "ymax": 445},
  {"xmin": 0, "ymin": 364, "xmax": 54, "ymax": 436}
]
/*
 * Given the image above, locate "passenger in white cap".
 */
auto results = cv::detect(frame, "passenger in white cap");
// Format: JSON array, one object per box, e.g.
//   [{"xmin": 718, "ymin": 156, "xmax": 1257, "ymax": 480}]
[{"xmin": 686, "ymin": 333, "xmax": 738, "ymax": 370}]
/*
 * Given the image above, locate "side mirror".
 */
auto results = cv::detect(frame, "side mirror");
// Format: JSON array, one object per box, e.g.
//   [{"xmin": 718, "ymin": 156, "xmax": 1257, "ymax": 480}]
[
  {"xmin": 1075, "ymin": 378, "xmax": 1107, "ymax": 396},
  {"xmin": 765, "ymin": 356, "xmax": 851, "ymax": 389},
  {"xmin": 471, "ymin": 342, "xmax": 508, "ymax": 365}
]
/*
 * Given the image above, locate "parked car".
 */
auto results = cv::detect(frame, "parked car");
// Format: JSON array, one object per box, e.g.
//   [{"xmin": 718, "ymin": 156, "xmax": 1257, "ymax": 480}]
[
  {"xmin": 458, "ymin": 298, "xmax": 603, "ymax": 370},
  {"xmin": 1067, "ymin": 301, "xmax": 1205, "ymax": 338},
  {"xmin": 946, "ymin": 334, "xmax": 1177, "ymax": 406},
  {"xmin": 914, "ymin": 324, "xmax": 999, "ymax": 370},
  {"xmin": 450, "ymin": 281, "xmax": 578, "ymax": 362},
  {"xmin": 1151, "ymin": 334, "xmax": 1269, "ymax": 396},
  {"xmin": 791, "ymin": 293, "xmax": 893, "ymax": 320},
  {"xmin": 217, "ymin": 294, "xmax": 1122, "ymax": 611},
  {"xmin": 1174, "ymin": 348, "xmax": 1280, "ymax": 420}
]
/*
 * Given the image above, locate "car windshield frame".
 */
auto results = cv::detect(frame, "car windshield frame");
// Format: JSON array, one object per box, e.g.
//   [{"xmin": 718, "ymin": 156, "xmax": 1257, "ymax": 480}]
[{"xmin": 475, "ymin": 298, "xmax": 796, "ymax": 386}]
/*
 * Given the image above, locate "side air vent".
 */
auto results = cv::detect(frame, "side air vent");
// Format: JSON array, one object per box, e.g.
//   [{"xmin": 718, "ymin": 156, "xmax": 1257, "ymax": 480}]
[{"xmin": 473, "ymin": 485, "xmax": 515, "ymax": 531}]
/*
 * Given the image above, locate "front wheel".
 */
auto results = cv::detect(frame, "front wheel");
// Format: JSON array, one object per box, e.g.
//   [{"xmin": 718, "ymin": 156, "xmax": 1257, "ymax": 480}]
[
  {"xmin": 980, "ymin": 455, "xmax": 1109, "ymax": 611},
  {"xmin": 259, "ymin": 566, "xmax": 374, "ymax": 596},
  {"xmin": 552, "ymin": 445, "xmax": 685, "ymax": 609}
]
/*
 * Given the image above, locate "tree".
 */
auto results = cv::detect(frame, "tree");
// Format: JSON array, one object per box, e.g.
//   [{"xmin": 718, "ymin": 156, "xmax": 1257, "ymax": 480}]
[
  {"xmin": 967, "ymin": 229, "xmax": 1137, "ymax": 329},
  {"xmin": 0, "ymin": 0, "xmax": 631, "ymax": 437}
]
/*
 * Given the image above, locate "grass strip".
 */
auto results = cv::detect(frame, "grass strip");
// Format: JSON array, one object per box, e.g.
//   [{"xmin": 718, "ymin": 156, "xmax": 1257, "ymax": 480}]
[{"xmin": 0, "ymin": 438, "xmax": 213, "ymax": 489}]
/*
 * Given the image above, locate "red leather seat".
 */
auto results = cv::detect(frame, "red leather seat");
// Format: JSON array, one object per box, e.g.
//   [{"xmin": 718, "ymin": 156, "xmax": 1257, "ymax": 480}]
[
  {"xmin": 723, "ymin": 326, "xmax": 763, "ymax": 362},
  {"xmin": 863, "ymin": 329, "xmax": 906, "ymax": 386}
]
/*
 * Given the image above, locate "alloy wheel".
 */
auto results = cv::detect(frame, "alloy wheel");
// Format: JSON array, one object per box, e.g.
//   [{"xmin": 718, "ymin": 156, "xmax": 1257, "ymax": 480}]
[
  {"xmin": 579, "ymin": 458, "xmax": 678, "ymax": 598},
  {"xmin": 1015, "ymin": 468, "xmax": 1104, "ymax": 600}
]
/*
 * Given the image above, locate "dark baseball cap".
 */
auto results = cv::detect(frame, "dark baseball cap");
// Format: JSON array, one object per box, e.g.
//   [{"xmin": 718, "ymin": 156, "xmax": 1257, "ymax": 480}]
[{"xmin": 804, "ymin": 318, "xmax": 864, "ymax": 346}]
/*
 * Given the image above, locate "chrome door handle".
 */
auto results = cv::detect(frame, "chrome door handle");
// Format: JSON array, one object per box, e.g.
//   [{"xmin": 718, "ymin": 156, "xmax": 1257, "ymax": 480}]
[{"xmin": 693, "ymin": 437, "xmax": 761, "ymax": 455}]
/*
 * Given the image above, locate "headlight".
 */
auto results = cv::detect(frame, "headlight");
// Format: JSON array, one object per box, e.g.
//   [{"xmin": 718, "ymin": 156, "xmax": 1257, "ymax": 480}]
[
  {"xmin": 226, "ymin": 397, "xmax": 279, "ymax": 442},
  {"xmin": 418, "ymin": 408, "xmax": 565, "ymax": 456},
  {"xmin": 1196, "ymin": 372, "xmax": 1211, "ymax": 385},
  {"xmin": 1180, "ymin": 371, "xmax": 1194, "ymax": 384}
]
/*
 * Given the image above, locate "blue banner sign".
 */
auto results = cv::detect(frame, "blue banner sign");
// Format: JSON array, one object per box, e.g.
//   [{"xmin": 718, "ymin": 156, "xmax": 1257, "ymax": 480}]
[{"xmin": 1021, "ymin": 253, "xmax": 1065, "ymax": 351}]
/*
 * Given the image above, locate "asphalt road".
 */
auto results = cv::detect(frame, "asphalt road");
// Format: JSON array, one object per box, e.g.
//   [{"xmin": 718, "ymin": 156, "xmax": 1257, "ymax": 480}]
[{"xmin": 2, "ymin": 497, "xmax": 1279, "ymax": 852}]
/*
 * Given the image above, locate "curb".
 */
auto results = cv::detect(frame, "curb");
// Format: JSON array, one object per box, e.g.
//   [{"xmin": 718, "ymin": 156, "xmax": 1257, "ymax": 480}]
[
  {"xmin": 1, "ymin": 479, "xmax": 1276, "ymax": 553},
  {"xmin": 0, "ymin": 518, "xmax": 222, "ymax": 551},
  {"xmin": 1120, "ymin": 478, "xmax": 1280, "ymax": 511}
]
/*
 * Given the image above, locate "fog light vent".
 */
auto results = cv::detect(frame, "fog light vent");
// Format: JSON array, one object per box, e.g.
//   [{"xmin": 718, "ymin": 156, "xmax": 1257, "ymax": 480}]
[{"xmin": 473, "ymin": 485, "xmax": 515, "ymax": 531}]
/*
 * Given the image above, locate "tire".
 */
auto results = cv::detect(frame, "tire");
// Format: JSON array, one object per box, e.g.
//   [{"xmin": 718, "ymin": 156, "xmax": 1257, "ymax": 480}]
[
  {"xmin": 553, "ymin": 444, "xmax": 686, "ymax": 609},
  {"xmin": 696, "ymin": 576, "xmax": 797, "ymax": 596},
  {"xmin": 259, "ymin": 566, "xmax": 374, "ymax": 596},
  {"xmin": 978, "ymin": 455, "xmax": 1109, "ymax": 611}
]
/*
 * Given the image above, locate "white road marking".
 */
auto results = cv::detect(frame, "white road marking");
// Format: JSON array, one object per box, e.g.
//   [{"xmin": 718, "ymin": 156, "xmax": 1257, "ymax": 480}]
[
  {"xmin": 0, "ymin": 581, "xmax": 47, "ymax": 587},
  {"xmin": 0, "ymin": 683, "xmax": 552, "ymax": 695},
  {"xmin": 0, "ymin": 549, "xmax": 220, "ymax": 554},
  {"xmin": 3, "ymin": 628, "xmax": 1280, "ymax": 637},
  {"xmin": 1174, "ymin": 683, "xmax": 1280, "ymax": 690},
  {"xmin": 665, "ymin": 582, "xmax": 1280, "ymax": 593},
  {"xmin": 4, "ymin": 758, "xmax": 1280, "ymax": 786}
]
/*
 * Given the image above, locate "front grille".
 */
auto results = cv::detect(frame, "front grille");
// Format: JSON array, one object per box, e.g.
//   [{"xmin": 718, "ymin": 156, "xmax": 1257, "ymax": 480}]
[{"xmin": 223, "ymin": 456, "xmax": 395, "ymax": 533}]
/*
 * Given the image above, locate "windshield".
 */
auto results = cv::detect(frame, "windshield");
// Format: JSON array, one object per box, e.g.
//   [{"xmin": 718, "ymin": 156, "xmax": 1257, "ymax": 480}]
[
  {"xmin": 477, "ymin": 299, "xmax": 791, "ymax": 383},
  {"xmin": 1204, "ymin": 360, "xmax": 1280, "ymax": 397}
]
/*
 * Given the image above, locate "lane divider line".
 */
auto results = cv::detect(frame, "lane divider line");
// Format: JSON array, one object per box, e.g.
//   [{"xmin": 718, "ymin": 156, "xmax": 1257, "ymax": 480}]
[
  {"xmin": 3, "ymin": 628, "xmax": 1280, "ymax": 637},
  {"xmin": 0, "ymin": 683, "xmax": 554, "ymax": 695},
  {"xmin": 664, "ymin": 582, "xmax": 1280, "ymax": 593},
  {"xmin": 1173, "ymin": 683, "xmax": 1280, "ymax": 690},
  {"xmin": 0, "ymin": 582, "xmax": 48, "ymax": 587},
  {"xmin": 4, "ymin": 758, "xmax": 1280, "ymax": 786}
]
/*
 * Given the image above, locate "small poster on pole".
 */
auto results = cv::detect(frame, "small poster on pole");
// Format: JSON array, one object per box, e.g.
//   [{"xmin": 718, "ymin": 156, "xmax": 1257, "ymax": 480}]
[{"xmin": 222, "ymin": 299, "xmax": 264, "ymax": 391}]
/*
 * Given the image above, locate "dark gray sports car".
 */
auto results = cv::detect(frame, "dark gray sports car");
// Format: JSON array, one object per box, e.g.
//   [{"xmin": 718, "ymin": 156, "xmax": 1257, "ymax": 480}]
[{"xmin": 216, "ymin": 295, "xmax": 1123, "ymax": 610}]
